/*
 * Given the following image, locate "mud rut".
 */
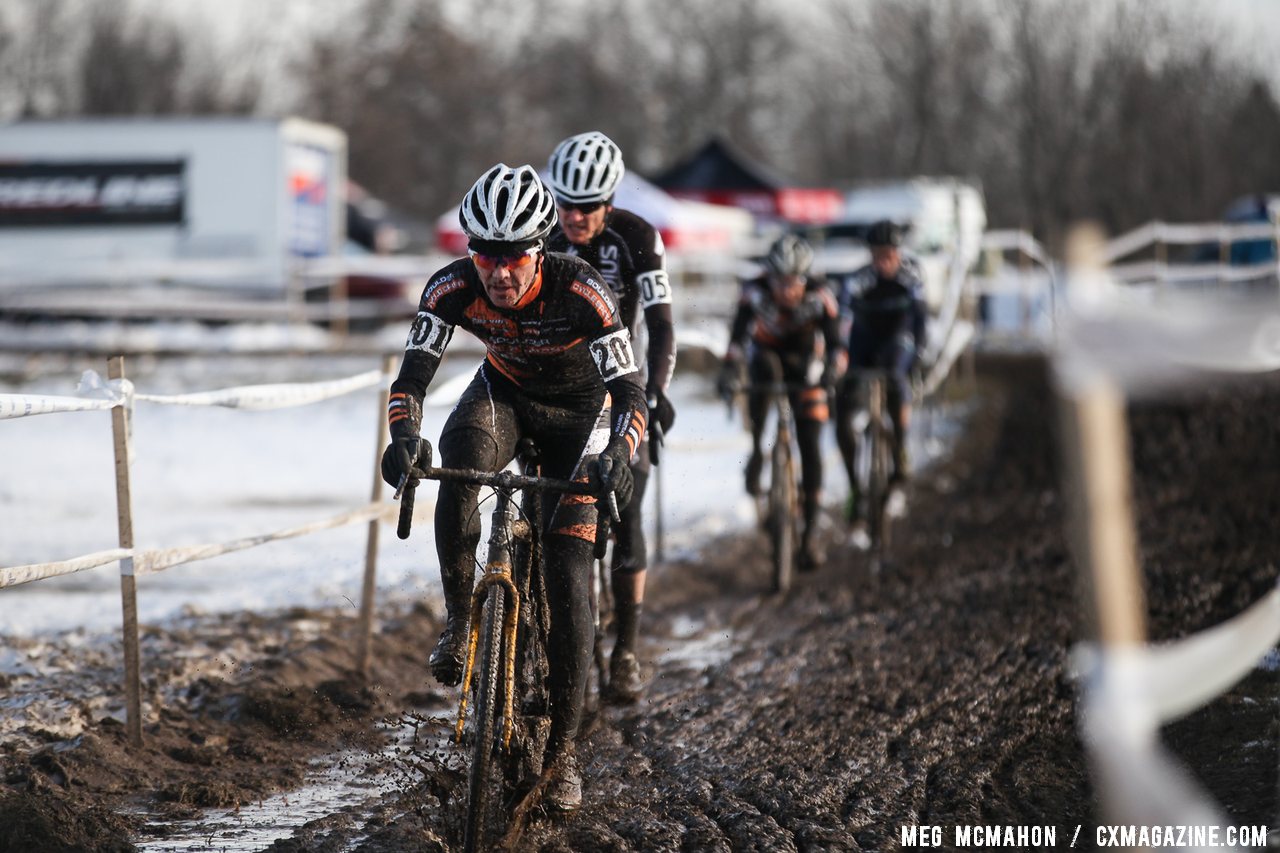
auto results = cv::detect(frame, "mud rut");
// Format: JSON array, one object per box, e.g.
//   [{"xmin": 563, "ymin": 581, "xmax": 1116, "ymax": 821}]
[{"xmin": 2, "ymin": 353, "xmax": 1278, "ymax": 853}]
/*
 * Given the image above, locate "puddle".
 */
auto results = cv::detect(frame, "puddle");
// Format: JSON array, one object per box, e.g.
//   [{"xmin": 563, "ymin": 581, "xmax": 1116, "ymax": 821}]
[
  {"xmin": 136, "ymin": 711, "xmax": 453, "ymax": 852},
  {"xmin": 657, "ymin": 629, "xmax": 734, "ymax": 670}
]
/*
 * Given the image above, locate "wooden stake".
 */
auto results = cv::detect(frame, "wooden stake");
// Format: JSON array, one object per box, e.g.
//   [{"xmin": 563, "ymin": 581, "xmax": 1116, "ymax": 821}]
[
  {"xmin": 1061, "ymin": 382, "xmax": 1147, "ymax": 646},
  {"xmin": 356, "ymin": 354, "xmax": 396, "ymax": 676},
  {"xmin": 108, "ymin": 356, "xmax": 143, "ymax": 747}
]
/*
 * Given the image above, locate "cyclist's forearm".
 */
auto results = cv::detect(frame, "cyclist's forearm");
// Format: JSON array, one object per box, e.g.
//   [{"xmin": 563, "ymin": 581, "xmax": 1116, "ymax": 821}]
[
  {"xmin": 388, "ymin": 349, "xmax": 440, "ymax": 436},
  {"xmin": 605, "ymin": 373, "xmax": 648, "ymax": 458},
  {"xmin": 643, "ymin": 303, "xmax": 676, "ymax": 393}
]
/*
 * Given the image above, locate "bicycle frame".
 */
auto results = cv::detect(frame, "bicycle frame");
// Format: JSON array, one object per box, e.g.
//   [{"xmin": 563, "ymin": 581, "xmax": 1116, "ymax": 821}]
[
  {"xmin": 733, "ymin": 377, "xmax": 811, "ymax": 593},
  {"xmin": 845, "ymin": 368, "xmax": 896, "ymax": 560},
  {"xmin": 396, "ymin": 461, "xmax": 613, "ymax": 852}
]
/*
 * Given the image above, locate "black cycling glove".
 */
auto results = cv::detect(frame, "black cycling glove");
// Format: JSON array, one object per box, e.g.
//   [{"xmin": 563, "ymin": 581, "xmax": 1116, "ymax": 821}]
[
  {"xmin": 381, "ymin": 436, "xmax": 429, "ymax": 488},
  {"xmin": 647, "ymin": 386, "xmax": 676, "ymax": 435},
  {"xmin": 592, "ymin": 438, "xmax": 635, "ymax": 509}
]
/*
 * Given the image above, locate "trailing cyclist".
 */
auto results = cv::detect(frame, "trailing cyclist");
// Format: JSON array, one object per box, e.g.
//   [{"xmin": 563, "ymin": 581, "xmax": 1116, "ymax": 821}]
[
  {"xmin": 717, "ymin": 233, "xmax": 844, "ymax": 572},
  {"xmin": 545, "ymin": 131, "xmax": 676, "ymax": 704},
  {"xmin": 833, "ymin": 219, "xmax": 928, "ymax": 526},
  {"xmin": 380, "ymin": 163, "xmax": 647, "ymax": 812}
]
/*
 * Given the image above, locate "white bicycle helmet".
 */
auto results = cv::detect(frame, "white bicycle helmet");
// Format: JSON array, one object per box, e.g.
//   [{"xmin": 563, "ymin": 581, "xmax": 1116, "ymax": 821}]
[
  {"xmin": 459, "ymin": 163, "xmax": 558, "ymax": 244},
  {"xmin": 765, "ymin": 234, "xmax": 814, "ymax": 277},
  {"xmin": 546, "ymin": 131, "xmax": 625, "ymax": 204}
]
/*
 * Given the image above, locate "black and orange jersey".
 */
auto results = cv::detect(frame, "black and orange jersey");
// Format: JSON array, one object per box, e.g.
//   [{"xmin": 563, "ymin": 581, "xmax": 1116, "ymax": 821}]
[
  {"xmin": 389, "ymin": 252, "xmax": 646, "ymax": 454},
  {"xmin": 728, "ymin": 274, "xmax": 842, "ymax": 365},
  {"xmin": 547, "ymin": 208, "xmax": 676, "ymax": 393}
]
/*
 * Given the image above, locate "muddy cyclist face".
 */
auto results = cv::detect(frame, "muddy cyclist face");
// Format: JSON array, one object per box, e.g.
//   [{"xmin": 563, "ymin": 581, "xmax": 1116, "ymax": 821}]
[
  {"xmin": 470, "ymin": 247, "xmax": 541, "ymax": 309},
  {"xmin": 556, "ymin": 199, "xmax": 610, "ymax": 245}
]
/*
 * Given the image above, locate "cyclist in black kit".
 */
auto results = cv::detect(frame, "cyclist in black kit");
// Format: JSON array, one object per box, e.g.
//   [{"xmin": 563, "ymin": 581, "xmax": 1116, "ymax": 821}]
[
  {"xmin": 546, "ymin": 131, "xmax": 676, "ymax": 704},
  {"xmin": 833, "ymin": 219, "xmax": 928, "ymax": 525},
  {"xmin": 718, "ymin": 234, "xmax": 844, "ymax": 571},
  {"xmin": 380, "ymin": 163, "xmax": 647, "ymax": 812}
]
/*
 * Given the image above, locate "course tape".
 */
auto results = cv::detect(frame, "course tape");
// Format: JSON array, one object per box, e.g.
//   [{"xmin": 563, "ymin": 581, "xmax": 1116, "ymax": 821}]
[
  {"xmin": 137, "ymin": 502, "xmax": 397, "ymax": 575},
  {"xmin": 1104, "ymin": 220, "xmax": 1277, "ymax": 264},
  {"xmin": 0, "ymin": 393, "xmax": 118, "ymax": 420},
  {"xmin": 1109, "ymin": 260, "xmax": 1278, "ymax": 286},
  {"xmin": 0, "ymin": 548, "xmax": 132, "ymax": 589},
  {"xmin": 981, "ymin": 229, "xmax": 1052, "ymax": 267},
  {"xmin": 0, "ymin": 504, "xmax": 399, "ymax": 589},
  {"xmin": 1, "ymin": 369, "xmax": 389, "ymax": 420},
  {"xmin": 1058, "ymin": 298, "xmax": 1280, "ymax": 386},
  {"xmin": 1074, "ymin": 586, "xmax": 1280, "ymax": 727},
  {"xmin": 133, "ymin": 369, "xmax": 386, "ymax": 410}
]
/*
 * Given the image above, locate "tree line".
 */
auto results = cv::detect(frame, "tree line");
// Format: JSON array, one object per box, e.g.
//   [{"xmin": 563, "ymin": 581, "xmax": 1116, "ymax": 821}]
[{"xmin": 3, "ymin": 0, "xmax": 1278, "ymax": 251}]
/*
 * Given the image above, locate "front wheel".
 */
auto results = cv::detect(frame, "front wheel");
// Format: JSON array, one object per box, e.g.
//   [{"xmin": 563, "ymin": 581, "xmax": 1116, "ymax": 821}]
[
  {"xmin": 463, "ymin": 587, "xmax": 508, "ymax": 853},
  {"xmin": 768, "ymin": 437, "xmax": 796, "ymax": 593}
]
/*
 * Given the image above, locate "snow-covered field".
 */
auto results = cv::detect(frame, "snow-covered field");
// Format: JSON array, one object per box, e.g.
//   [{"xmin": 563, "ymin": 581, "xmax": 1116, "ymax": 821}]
[
  {"xmin": 0, "ymin": 355, "xmax": 759, "ymax": 638},
  {"xmin": 1, "ymin": 348, "xmax": 962, "ymax": 642}
]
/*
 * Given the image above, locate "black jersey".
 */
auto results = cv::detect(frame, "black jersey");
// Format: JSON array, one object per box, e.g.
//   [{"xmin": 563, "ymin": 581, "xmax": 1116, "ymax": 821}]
[
  {"xmin": 835, "ymin": 258, "xmax": 928, "ymax": 353},
  {"xmin": 390, "ymin": 252, "xmax": 647, "ymax": 455},
  {"xmin": 728, "ymin": 275, "xmax": 842, "ymax": 364},
  {"xmin": 548, "ymin": 208, "xmax": 676, "ymax": 392}
]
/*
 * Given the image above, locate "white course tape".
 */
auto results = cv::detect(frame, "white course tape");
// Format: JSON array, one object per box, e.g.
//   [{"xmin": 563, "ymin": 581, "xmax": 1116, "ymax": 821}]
[
  {"xmin": 1074, "ymin": 586, "xmax": 1280, "ymax": 727},
  {"xmin": 1080, "ymin": 662, "xmax": 1240, "ymax": 851},
  {"xmin": 1058, "ymin": 296, "xmax": 1280, "ymax": 390},
  {"xmin": 0, "ymin": 548, "xmax": 132, "ymax": 589},
  {"xmin": 132, "ymin": 368, "xmax": 386, "ymax": 410},
  {"xmin": 0, "ymin": 393, "xmax": 119, "ymax": 420},
  {"xmin": 136, "ymin": 502, "xmax": 396, "ymax": 575},
  {"xmin": 1104, "ymin": 220, "xmax": 1277, "ymax": 264}
]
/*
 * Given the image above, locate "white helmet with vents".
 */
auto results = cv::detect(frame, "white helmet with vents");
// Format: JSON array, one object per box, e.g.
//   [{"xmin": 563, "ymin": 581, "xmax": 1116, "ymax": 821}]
[
  {"xmin": 459, "ymin": 163, "xmax": 558, "ymax": 244},
  {"xmin": 546, "ymin": 131, "xmax": 625, "ymax": 204}
]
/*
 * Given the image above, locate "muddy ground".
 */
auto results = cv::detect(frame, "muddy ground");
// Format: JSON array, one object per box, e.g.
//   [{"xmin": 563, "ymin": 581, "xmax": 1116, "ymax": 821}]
[{"xmin": 2, "ymin": 352, "xmax": 1278, "ymax": 852}]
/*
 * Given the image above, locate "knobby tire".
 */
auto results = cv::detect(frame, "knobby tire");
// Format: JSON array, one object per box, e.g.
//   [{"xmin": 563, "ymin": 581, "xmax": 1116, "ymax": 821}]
[
  {"xmin": 770, "ymin": 436, "xmax": 795, "ymax": 593},
  {"xmin": 463, "ymin": 586, "xmax": 507, "ymax": 853}
]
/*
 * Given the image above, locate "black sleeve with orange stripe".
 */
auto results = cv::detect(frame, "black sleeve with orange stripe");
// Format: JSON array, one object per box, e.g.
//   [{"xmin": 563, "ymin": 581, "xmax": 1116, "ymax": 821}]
[{"xmin": 387, "ymin": 262, "xmax": 469, "ymax": 439}]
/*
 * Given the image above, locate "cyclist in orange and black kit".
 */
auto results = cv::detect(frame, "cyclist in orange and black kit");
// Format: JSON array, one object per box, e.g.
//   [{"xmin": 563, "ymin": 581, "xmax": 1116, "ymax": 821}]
[
  {"xmin": 545, "ymin": 131, "xmax": 676, "ymax": 704},
  {"xmin": 718, "ymin": 234, "xmax": 844, "ymax": 571},
  {"xmin": 380, "ymin": 164, "xmax": 647, "ymax": 812}
]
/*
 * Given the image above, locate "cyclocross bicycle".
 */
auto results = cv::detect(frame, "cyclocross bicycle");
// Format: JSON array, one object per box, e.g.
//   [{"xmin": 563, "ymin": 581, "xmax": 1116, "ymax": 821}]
[
  {"xmin": 845, "ymin": 367, "xmax": 897, "ymax": 568},
  {"xmin": 396, "ymin": 442, "xmax": 615, "ymax": 853},
  {"xmin": 728, "ymin": 371, "xmax": 808, "ymax": 594}
]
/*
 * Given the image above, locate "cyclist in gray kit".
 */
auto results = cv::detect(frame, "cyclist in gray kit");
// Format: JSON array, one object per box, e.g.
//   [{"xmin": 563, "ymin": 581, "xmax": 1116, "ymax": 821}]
[
  {"xmin": 546, "ymin": 131, "xmax": 676, "ymax": 703},
  {"xmin": 381, "ymin": 163, "xmax": 647, "ymax": 812}
]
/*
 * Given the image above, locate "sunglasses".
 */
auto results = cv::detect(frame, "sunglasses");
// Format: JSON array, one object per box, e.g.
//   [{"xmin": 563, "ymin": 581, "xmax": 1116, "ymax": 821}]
[
  {"xmin": 556, "ymin": 199, "xmax": 607, "ymax": 215},
  {"xmin": 469, "ymin": 247, "xmax": 538, "ymax": 272}
]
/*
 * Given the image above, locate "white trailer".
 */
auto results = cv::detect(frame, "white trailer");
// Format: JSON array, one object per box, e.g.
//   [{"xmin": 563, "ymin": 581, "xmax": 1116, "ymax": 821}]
[{"xmin": 0, "ymin": 117, "xmax": 347, "ymax": 294}]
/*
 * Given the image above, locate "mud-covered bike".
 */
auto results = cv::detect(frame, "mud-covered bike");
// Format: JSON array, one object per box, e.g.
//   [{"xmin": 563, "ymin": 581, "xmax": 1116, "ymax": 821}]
[
  {"xmin": 395, "ymin": 441, "xmax": 616, "ymax": 853},
  {"xmin": 726, "ymin": 371, "xmax": 810, "ymax": 594},
  {"xmin": 844, "ymin": 367, "xmax": 897, "ymax": 568}
]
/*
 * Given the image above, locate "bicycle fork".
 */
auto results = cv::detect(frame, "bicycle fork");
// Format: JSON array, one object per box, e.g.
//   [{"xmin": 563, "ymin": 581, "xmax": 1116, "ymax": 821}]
[{"xmin": 455, "ymin": 489, "xmax": 528, "ymax": 751}]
